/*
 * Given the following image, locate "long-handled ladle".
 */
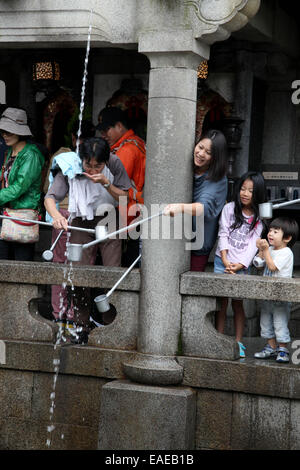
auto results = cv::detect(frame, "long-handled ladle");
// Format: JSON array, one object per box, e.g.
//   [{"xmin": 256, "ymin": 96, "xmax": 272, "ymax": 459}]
[
  {"xmin": 66, "ymin": 211, "xmax": 164, "ymax": 262},
  {"xmin": 42, "ymin": 215, "xmax": 72, "ymax": 261},
  {"xmin": 259, "ymin": 198, "xmax": 300, "ymax": 219},
  {"xmin": 0, "ymin": 214, "xmax": 96, "ymax": 233},
  {"xmin": 94, "ymin": 254, "xmax": 142, "ymax": 313}
]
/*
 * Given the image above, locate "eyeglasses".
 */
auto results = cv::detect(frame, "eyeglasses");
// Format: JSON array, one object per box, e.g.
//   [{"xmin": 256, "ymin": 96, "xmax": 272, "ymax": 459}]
[{"xmin": 83, "ymin": 162, "xmax": 104, "ymax": 170}]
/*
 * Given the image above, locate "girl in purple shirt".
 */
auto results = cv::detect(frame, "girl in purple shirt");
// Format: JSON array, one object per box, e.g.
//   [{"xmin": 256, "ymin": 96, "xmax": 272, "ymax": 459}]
[{"xmin": 214, "ymin": 171, "xmax": 266, "ymax": 357}]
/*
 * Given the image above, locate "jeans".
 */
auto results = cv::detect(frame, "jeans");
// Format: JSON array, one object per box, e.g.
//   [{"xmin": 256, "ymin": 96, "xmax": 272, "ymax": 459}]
[
  {"xmin": 213, "ymin": 255, "xmax": 250, "ymax": 274},
  {"xmin": 260, "ymin": 300, "xmax": 291, "ymax": 343}
]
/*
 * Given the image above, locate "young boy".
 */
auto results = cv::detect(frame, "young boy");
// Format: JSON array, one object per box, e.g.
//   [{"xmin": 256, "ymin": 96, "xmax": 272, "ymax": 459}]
[{"xmin": 253, "ymin": 217, "xmax": 299, "ymax": 363}]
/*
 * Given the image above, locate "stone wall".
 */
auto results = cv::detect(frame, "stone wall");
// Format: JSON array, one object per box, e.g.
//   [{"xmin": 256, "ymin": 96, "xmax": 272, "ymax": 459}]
[
  {"xmin": 1, "ymin": 340, "xmax": 299, "ymax": 450},
  {"xmin": 0, "ymin": 262, "xmax": 300, "ymax": 450}
]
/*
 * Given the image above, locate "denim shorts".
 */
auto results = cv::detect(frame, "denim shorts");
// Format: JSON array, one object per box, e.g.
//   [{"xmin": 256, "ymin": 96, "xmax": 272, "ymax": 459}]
[{"xmin": 214, "ymin": 255, "xmax": 250, "ymax": 275}]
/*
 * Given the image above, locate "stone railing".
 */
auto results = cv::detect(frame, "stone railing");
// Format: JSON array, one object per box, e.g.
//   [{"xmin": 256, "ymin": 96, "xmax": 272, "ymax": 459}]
[
  {"xmin": 180, "ymin": 271, "xmax": 300, "ymax": 360},
  {"xmin": 0, "ymin": 261, "xmax": 299, "ymax": 362},
  {"xmin": 0, "ymin": 261, "xmax": 140, "ymax": 350}
]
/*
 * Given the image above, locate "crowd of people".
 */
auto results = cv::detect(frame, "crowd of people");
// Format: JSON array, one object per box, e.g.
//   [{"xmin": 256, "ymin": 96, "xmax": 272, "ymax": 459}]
[{"xmin": 0, "ymin": 105, "xmax": 298, "ymax": 360}]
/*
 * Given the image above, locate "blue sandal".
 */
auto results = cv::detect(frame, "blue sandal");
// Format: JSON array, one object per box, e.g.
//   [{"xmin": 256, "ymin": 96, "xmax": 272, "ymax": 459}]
[{"xmin": 238, "ymin": 342, "xmax": 246, "ymax": 358}]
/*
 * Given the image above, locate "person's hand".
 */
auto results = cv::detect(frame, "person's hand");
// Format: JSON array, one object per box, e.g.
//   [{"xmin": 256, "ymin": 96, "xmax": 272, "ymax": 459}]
[
  {"xmin": 256, "ymin": 238, "xmax": 262, "ymax": 249},
  {"xmin": 82, "ymin": 172, "xmax": 110, "ymax": 186},
  {"xmin": 257, "ymin": 238, "xmax": 269, "ymax": 251},
  {"xmin": 220, "ymin": 254, "xmax": 231, "ymax": 270},
  {"xmin": 225, "ymin": 262, "xmax": 243, "ymax": 274},
  {"xmin": 52, "ymin": 214, "xmax": 68, "ymax": 231},
  {"xmin": 163, "ymin": 204, "xmax": 183, "ymax": 217}
]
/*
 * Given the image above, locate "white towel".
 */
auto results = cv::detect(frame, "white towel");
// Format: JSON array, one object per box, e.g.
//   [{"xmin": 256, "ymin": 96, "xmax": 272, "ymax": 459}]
[{"xmin": 68, "ymin": 165, "xmax": 116, "ymax": 220}]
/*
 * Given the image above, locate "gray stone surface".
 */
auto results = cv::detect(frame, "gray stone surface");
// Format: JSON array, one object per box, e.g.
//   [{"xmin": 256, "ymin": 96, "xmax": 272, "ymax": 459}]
[
  {"xmin": 0, "ymin": 341, "xmax": 300, "ymax": 450},
  {"xmin": 0, "ymin": 0, "xmax": 260, "ymax": 48},
  {"xmin": 123, "ymin": 354, "xmax": 183, "ymax": 385},
  {"xmin": 182, "ymin": 295, "xmax": 240, "ymax": 360},
  {"xmin": 178, "ymin": 355, "xmax": 300, "ymax": 400},
  {"xmin": 0, "ymin": 261, "xmax": 141, "ymax": 290},
  {"xmin": 88, "ymin": 290, "xmax": 139, "ymax": 350},
  {"xmin": 134, "ymin": 48, "xmax": 198, "ymax": 385},
  {"xmin": 0, "ymin": 261, "xmax": 140, "ymax": 344},
  {"xmin": 196, "ymin": 388, "xmax": 300, "ymax": 450},
  {"xmin": 0, "ymin": 340, "xmax": 135, "ymax": 379},
  {"xmin": 0, "ymin": 367, "xmax": 107, "ymax": 450},
  {"xmin": 0, "ymin": 282, "xmax": 54, "ymax": 342},
  {"xmin": 98, "ymin": 380, "xmax": 196, "ymax": 450},
  {"xmin": 196, "ymin": 389, "xmax": 233, "ymax": 450},
  {"xmin": 180, "ymin": 271, "xmax": 300, "ymax": 303}
]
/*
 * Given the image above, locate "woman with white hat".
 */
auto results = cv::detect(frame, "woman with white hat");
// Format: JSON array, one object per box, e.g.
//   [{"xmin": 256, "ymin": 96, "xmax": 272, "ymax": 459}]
[{"xmin": 0, "ymin": 107, "xmax": 45, "ymax": 260}]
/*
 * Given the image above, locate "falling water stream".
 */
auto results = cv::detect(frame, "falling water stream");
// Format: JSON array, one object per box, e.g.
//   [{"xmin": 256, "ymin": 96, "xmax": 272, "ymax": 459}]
[
  {"xmin": 46, "ymin": 237, "xmax": 74, "ymax": 447},
  {"xmin": 45, "ymin": 10, "xmax": 94, "ymax": 448}
]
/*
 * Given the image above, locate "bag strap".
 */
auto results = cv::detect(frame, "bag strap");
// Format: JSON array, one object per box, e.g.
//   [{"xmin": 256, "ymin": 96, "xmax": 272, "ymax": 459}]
[
  {"xmin": 111, "ymin": 138, "xmax": 146, "ymax": 155},
  {"xmin": 3, "ymin": 210, "xmax": 40, "ymax": 226}
]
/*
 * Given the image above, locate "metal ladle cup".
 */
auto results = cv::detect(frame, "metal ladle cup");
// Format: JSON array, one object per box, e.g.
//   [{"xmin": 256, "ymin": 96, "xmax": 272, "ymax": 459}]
[
  {"xmin": 94, "ymin": 254, "xmax": 141, "ymax": 313},
  {"xmin": 42, "ymin": 215, "xmax": 72, "ymax": 261},
  {"xmin": 259, "ymin": 198, "xmax": 300, "ymax": 219},
  {"xmin": 66, "ymin": 225, "xmax": 108, "ymax": 262},
  {"xmin": 66, "ymin": 243, "xmax": 83, "ymax": 263}
]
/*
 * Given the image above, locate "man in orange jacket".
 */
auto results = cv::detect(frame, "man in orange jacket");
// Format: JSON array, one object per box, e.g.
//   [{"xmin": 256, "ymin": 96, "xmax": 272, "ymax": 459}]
[{"xmin": 97, "ymin": 106, "xmax": 146, "ymax": 265}]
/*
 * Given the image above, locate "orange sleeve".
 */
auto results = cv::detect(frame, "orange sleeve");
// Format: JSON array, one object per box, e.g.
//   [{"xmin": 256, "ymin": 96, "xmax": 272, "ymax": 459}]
[{"xmin": 116, "ymin": 145, "xmax": 136, "ymax": 180}]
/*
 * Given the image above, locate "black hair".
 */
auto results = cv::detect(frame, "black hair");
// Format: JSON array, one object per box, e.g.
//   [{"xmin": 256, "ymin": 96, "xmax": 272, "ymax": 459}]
[
  {"xmin": 269, "ymin": 217, "xmax": 299, "ymax": 247},
  {"xmin": 79, "ymin": 137, "xmax": 110, "ymax": 164},
  {"xmin": 71, "ymin": 120, "xmax": 95, "ymax": 139},
  {"xmin": 231, "ymin": 171, "xmax": 267, "ymax": 232},
  {"xmin": 97, "ymin": 106, "xmax": 129, "ymax": 130},
  {"xmin": 195, "ymin": 129, "xmax": 228, "ymax": 182}
]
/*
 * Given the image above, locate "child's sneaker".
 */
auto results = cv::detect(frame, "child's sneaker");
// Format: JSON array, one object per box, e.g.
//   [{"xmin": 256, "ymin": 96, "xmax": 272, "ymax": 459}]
[
  {"xmin": 254, "ymin": 344, "xmax": 278, "ymax": 359},
  {"xmin": 276, "ymin": 347, "xmax": 289, "ymax": 363},
  {"xmin": 238, "ymin": 342, "xmax": 246, "ymax": 358}
]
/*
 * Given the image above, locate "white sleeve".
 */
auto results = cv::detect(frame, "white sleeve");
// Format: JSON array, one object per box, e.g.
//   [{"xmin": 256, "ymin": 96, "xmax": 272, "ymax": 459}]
[{"xmin": 272, "ymin": 248, "xmax": 293, "ymax": 271}]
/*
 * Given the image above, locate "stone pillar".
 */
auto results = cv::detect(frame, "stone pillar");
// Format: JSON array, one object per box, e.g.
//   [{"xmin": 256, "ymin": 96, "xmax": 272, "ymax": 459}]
[
  {"xmin": 98, "ymin": 380, "xmax": 196, "ymax": 450},
  {"xmin": 123, "ymin": 31, "xmax": 209, "ymax": 385}
]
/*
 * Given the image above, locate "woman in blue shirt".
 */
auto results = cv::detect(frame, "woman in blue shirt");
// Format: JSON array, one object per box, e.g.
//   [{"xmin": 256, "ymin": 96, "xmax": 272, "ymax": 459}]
[{"xmin": 164, "ymin": 129, "xmax": 228, "ymax": 271}]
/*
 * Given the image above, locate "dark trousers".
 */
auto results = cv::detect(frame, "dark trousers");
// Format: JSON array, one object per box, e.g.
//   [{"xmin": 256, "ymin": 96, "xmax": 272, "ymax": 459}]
[
  {"xmin": 190, "ymin": 253, "xmax": 209, "ymax": 272},
  {"xmin": 0, "ymin": 239, "xmax": 35, "ymax": 261},
  {"xmin": 68, "ymin": 216, "xmax": 122, "ymax": 327}
]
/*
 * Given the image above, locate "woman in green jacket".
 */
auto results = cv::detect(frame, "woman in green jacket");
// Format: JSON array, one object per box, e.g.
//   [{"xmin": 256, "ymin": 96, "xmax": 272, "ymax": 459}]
[{"xmin": 0, "ymin": 107, "xmax": 45, "ymax": 260}]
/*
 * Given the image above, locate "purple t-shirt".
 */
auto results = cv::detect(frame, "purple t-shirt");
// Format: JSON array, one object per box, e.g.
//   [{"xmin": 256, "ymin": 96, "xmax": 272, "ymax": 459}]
[{"xmin": 215, "ymin": 201, "xmax": 263, "ymax": 268}]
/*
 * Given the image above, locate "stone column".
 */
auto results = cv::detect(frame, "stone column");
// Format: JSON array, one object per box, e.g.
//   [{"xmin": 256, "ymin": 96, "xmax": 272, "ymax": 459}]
[{"xmin": 123, "ymin": 31, "xmax": 209, "ymax": 385}]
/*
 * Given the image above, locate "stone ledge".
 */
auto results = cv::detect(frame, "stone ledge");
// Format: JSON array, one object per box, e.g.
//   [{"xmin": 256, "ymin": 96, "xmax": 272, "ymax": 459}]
[
  {"xmin": 178, "ymin": 356, "xmax": 300, "ymax": 400},
  {"xmin": 1, "ymin": 340, "xmax": 300, "ymax": 401},
  {"xmin": 180, "ymin": 271, "xmax": 300, "ymax": 303},
  {"xmin": 0, "ymin": 340, "xmax": 136, "ymax": 379},
  {"xmin": 0, "ymin": 261, "xmax": 140, "ymax": 290}
]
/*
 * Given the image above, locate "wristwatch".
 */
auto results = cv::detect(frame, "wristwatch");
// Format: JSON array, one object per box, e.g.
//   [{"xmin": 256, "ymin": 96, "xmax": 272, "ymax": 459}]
[{"xmin": 103, "ymin": 181, "xmax": 111, "ymax": 189}]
